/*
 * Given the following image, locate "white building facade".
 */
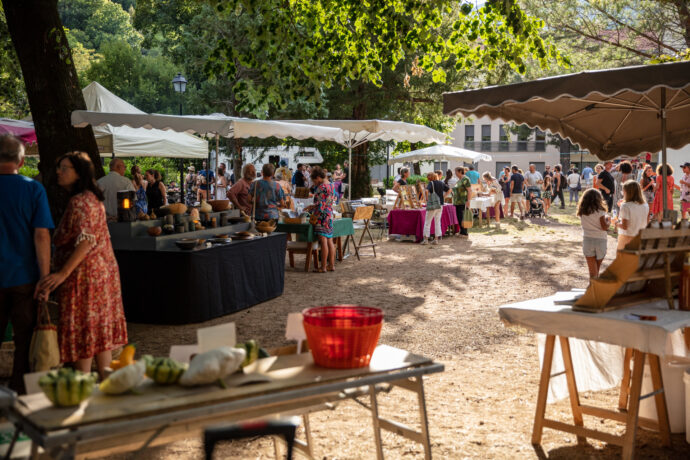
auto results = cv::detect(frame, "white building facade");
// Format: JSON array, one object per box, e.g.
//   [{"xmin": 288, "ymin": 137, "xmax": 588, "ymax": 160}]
[{"xmin": 449, "ymin": 115, "xmax": 561, "ymax": 177}]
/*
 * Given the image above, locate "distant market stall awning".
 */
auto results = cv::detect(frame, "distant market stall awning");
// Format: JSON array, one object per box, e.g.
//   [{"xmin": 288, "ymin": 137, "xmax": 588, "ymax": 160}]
[
  {"xmin": 0, "ymin": 118, "xmax": 36, "ymax": 144},
  {"xmin": 388, "ymin": 144, "xmax": 491, "ymax": 164},
  {"xmin": 282, "ymin": 119, "xmax": 448, "ymax": 199}
]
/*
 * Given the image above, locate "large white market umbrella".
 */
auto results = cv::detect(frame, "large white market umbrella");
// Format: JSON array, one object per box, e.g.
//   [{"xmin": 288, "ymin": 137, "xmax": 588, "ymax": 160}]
[
  {"xmin": 387, "ymin": 144, "xmax": 491, "ymax": 164},
  {"xmin": 282, "ymin": 119, "xmax": 447, "ymax": 199}
]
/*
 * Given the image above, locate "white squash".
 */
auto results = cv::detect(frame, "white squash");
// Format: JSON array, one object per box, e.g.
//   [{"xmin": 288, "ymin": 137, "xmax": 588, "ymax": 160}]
[
  {"xmin": 179, "ymin": 346, "xmax": 245, "ymax": 386},
  {"xmin": 99, "ymin": 359, "xmax": 147, "ymax": 394}
]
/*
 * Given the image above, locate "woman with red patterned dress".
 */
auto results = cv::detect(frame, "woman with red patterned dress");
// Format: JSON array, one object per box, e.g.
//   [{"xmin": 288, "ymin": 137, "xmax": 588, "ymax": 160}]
[{"xmin": 38, "ymin": 152, "xmax": 127, "ymax": 377}]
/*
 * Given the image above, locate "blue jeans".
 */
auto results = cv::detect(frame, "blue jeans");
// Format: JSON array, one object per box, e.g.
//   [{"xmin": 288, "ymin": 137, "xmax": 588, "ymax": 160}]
[{"xmin": 568, "ymin": 187, "xmax": 579, "ymax": 204}]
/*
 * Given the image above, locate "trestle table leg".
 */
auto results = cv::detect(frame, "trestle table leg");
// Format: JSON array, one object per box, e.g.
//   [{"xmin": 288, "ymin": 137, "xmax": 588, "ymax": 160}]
[
  {"xmin": 369, "ymin": 384, "xmax": 385, "ymax": 460},
  {"xmin": 412, "ymin": 376, "xmax": 432, "ymax": 460},
  {"xmin": 559, "ymin": 336, "xmax": 586, "ymax": 445},
  {"xmin": 532, "ymin": 334, "xmax": 555, "ymax": 445},
  {"xmin": 619, "ymin": 348, "xmax": 633, "ymax": 410},
  {"xmin": 648, "ymin": 354, "xmax": 671, "ymax": 446},
  {"xmin": 621, "ymin": 350, "xmax": 645, "ymax": 460}
]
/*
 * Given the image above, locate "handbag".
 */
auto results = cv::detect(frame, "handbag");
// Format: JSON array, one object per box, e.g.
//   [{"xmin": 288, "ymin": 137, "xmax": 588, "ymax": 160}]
[
  {"xmin": 576, "ymin": 175, "xmax": 582, "ymax": 192},
  {"xmin": 426, "ymin": 181, "xmax": 442, "ymax": 211},
  {"xmin": 29, "ymin": 300, "xmax": 60, "ymax": 371},
  {"xmin": 462, "ymin": 207, "xmax": 474, "ymax": 229}
]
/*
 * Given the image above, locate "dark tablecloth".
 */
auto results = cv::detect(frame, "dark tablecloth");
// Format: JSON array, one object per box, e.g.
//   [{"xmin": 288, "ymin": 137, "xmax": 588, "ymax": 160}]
[{"xmin": 115, "ymin": 233, "xmax": 287, "ymax": 324}]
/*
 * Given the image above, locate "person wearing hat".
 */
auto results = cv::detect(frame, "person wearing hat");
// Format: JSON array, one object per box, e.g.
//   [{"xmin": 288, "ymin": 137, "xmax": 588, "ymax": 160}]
[
  {"xmin": 681, "ymin": 162, "xmax": 690, "ymax": 220},
  {"xmin": 276, "ymin": 159, "xmax": 291, "ymax": 184},
  {"xmin": 184, "ymin": 165, "xmax": 197, "ymax": 206}
]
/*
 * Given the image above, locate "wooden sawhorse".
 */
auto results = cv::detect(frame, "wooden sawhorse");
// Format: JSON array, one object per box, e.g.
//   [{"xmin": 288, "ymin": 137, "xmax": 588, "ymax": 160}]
[{"xmin": 532, "ymin": 335, "xmax": 670, "ymax": 460}]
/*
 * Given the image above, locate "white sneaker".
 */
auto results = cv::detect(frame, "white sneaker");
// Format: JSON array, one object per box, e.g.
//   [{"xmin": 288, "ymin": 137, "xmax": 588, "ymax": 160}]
[
  {"xmin": 420, "ymin": 239, "xmax": 428, "ymax": 245},
  {"xmin": 431, "ymin": 238, "xmax": 438, "ymax": 245}
]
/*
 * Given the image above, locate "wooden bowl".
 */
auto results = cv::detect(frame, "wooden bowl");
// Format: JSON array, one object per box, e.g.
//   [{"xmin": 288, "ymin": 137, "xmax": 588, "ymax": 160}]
[
  {"xmin": 208, "ymin": 200, "xmax": 230, "ymax": 212},
  {"xmin": 175, "ymin": 238, "xmax": 199, "ymax": 250},
  {"xmin": 147, "ymin": 226, "xmax": 162, "ymax": 236}
]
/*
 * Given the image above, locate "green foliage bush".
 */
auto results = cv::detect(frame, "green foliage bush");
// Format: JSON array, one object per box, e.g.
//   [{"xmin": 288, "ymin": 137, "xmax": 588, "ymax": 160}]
[{"xmin": 383, "ymin": 174, "xmax": 428, "ymax": 189}]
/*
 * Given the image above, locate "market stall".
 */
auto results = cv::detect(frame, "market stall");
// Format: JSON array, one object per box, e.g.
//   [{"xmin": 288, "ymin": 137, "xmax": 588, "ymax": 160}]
[
  {"xmin": 0, "ymin": 345, "xmax": 443, "ymax": 459},
  {"xmin": 387, "ymin": 204, "xmax": 459, "ymax": 242}
]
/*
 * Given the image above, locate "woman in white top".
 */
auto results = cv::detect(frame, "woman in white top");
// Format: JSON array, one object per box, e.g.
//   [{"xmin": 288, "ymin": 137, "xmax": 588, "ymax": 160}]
[
  {"xmin": 482, "ymin": 171, "xmax": 503, "ymax": 225},
  {"xmin": 576, "ymin": 188, "xmax": 610, "ymax": 278},
  {"xmin": 215, "ymin": 167, "xmax": 228, "ymax": 200},
  {"xmin": 614, "ymin": 180, "xmax": 649, "ymax": 250}
]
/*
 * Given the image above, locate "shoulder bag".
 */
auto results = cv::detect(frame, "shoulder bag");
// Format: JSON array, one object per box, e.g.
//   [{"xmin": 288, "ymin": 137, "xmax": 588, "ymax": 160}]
[{"xmin": 426, "ymin": 181, "xmax": 442, "ymax": 211}]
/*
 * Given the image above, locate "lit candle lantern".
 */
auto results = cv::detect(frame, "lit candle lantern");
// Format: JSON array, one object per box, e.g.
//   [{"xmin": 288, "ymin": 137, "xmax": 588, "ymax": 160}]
[{"xmin": 117, "ymin": 190, "xmax": 137, "ymax": 222}]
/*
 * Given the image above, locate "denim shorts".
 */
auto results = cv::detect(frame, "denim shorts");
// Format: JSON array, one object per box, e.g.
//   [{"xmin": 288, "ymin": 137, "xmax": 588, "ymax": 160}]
[{"xmin": 582, "ymin": 237, "xmax": 607, "ymax": 260}]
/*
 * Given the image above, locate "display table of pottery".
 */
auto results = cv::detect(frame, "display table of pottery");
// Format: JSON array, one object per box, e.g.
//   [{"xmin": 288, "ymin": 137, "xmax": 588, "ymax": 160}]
[{"xmin": 109, "ymin": 202, "xmax": 287, "ymax": 324}]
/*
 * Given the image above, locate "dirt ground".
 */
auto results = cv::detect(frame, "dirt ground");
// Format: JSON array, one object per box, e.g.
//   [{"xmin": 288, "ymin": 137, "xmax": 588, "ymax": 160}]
[{"xmin": 4, "ymin": 204, "xmax": 690, "ymax": 459}]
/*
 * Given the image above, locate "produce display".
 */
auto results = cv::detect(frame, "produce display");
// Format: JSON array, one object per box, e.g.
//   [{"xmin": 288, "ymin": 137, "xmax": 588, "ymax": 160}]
[
  {"xmin": 110, "ymin": 344, "xmax": 136, "ymax": 370},
  {"xmin": 145, "ymin": 357, "xmax": 188, "ymax": 384},
  {"xmin": 99, "ymin": 359, "xmax": 147, "ymax": 395},
  {"xmin": 179, "ymin": 346, "xmax": 245, "ymax": 386},
  {"xmin": 234, "ymin": 340, "xmax": 260, "ymax": 368},
  {"xmin": 39, "ymin": 368, "xmax": 97, "ymax": 407}
]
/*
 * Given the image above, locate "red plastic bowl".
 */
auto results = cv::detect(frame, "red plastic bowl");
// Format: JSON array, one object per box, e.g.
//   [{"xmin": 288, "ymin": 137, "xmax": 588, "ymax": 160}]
[{"xmin": 303, "ymin": 305, "xmax": 383, "ymax": 328}]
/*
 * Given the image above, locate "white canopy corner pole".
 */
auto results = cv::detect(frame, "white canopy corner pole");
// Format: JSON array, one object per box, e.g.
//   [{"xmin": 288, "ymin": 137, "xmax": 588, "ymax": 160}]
[{"xmin": 348, "ymin": 145, "xmax": 352, "ymax": 201}]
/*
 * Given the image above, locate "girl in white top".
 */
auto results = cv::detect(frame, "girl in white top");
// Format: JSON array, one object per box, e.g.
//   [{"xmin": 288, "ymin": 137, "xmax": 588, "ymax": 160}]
[
  {"xmin": 614, "ymin": 180, "xmax": 649, "ymax": 250},
  {"xmin": 482, "ymin": 171, "xmax": 503, "ymax": 225},
  {"xmin": 576, "ymin": 188, "xmax": 610, "ymax": 278}
]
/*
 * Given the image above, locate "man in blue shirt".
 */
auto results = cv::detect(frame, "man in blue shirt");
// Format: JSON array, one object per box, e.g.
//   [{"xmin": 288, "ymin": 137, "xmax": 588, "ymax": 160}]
[
  {"xmin": 0, "ymin": 135, "xmax": 54, "ymax": 394},
  {"xmin": 465, "ymin": 165, "xmax": 480, "ymax": 184},
  {"xmin": 582, "ymin": 165, "xmax": 594, "ymax": 188},
  {"xmin": 197, "ymin": 160, "xmax": 215, "ymax": 201}
]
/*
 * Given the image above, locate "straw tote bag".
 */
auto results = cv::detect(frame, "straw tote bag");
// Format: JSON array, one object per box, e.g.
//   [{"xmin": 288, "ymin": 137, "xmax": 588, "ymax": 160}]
[
  {"xmin": 29, "ymin": 301, "xmax": 60, "ymax": 371},
  {"xmin": 462, "ymin": 208, "xmax": 474, "ymax": 229}
]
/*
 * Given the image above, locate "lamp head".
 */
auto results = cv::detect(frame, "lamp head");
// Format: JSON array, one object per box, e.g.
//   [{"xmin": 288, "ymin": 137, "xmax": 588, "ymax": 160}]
[{"xmin": 172, "ymin": 73, "xmax": 187, "ymax": 93}]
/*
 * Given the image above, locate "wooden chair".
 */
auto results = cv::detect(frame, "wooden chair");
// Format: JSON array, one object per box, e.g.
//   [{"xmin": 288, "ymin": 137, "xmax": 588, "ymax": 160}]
[
  {"xmin": 346, "ymin": 205, "xmax": 377, "ymax": 260},
  {"xmin": 286, "ymin": 234, "xmax": 320, "ymax": 272}
]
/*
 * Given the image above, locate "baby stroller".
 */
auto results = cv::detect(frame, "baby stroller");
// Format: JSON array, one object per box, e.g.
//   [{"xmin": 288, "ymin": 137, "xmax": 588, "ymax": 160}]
[{"xmin": 526, "ymin": 186, "xmax": 545, "ymax": 218}]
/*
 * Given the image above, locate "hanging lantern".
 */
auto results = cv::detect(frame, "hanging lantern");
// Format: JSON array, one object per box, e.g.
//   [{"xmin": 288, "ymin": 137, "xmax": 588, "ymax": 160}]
[{"xmin": 117, "ymin": 190, "xmax": 137, "ymax": 222}]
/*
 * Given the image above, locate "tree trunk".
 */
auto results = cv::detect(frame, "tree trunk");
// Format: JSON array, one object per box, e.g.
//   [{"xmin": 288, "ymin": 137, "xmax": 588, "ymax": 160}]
[
  {"xmin": 350, "ymin": 84, "xmax": 370, "ymax": 199},
  {"xmin": 3, "ymin": 0, "xmax": 102, "ymax": 221}
]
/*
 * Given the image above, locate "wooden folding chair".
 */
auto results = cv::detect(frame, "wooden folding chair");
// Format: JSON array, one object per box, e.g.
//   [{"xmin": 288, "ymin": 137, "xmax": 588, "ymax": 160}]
[
  {"xmin": 286, "ymin": 234, "xmax": 320, "ymax": 272},
  {"xmin": 346, "ymin": 205, "xmax": 377, "ymax": 260}
]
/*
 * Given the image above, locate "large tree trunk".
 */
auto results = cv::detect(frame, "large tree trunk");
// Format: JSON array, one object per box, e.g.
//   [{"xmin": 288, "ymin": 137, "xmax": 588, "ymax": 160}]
[
  {"xmin": 3, "ymin": 0, "xmax": 102, "ymax": 220},
  {"xmin": 350, "ymin": 84, "xmax": 370, "ymax": 199}
]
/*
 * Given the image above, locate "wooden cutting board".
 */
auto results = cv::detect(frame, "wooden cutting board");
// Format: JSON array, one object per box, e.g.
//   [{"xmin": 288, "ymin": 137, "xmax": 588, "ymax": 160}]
[{"xmin": 16, "ymin": 345, "xmax": 432, "ymax": 431}]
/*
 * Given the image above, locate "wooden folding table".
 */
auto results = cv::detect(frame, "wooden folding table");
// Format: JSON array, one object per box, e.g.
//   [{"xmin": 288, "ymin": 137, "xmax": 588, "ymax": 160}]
[
  {"xmin": 0, "ymin": 345, "xmax": 443, "ymax": 460},
  {"xmin": 499, "ymin": 293, "xmax": 690, "ymax": 460}
]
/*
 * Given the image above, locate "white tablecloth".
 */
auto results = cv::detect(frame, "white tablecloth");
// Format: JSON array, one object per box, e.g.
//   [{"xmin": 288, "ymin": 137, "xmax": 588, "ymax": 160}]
[
  {"xmin": 469, "ymin": 196, "xmax": 496, "ymax": 212},
  {"xmin": 499, "ymin": 292, "xmax": 690, "ymax": 402}
]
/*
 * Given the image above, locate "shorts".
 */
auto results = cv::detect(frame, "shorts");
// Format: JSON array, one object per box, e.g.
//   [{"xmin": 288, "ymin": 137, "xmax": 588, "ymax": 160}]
[
  {"xmin": 682, "ymin": 200, "xmax": 690, "ymax": 213},
  {"xmin": 510, "ymin": 194, "xmax": 524, "ymax": 203},
  {"xmin": 583, "ymin": 237, "xmax": 607, "ymax": 260}
]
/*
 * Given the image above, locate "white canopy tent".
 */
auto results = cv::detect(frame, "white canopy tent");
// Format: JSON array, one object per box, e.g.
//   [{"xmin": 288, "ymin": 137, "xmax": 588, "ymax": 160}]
[
  {"xmin": 282, "ymin": 119, "xmax": 447, "ymax": 199},
  {"xmin": 387, "ymin": 145, "xmax": 492, "ymax": 164},
  {"xmin": 83, "ymin": 82, "xmax": 208, "ymax": 158},
  {"xmin": 71, "ymin": 111, "xmax": 346, "ymax": 144}
]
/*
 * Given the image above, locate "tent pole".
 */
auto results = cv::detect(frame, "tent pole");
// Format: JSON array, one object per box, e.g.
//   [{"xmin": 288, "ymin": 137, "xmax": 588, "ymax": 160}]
[
  {"xmin": 348, "ymin": 145, "xmax": 352, "ymax": 201},
  {"xmin": 386, "ymin": 143, "xmax": 390, "ymax": 190},
  {"xmin": 661, "ymin": 88, "xmax": 668, "ymax": 218}
]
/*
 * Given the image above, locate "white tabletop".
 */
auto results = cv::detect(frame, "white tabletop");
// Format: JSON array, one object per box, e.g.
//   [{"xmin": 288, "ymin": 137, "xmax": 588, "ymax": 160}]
[
  {"xmin": 469, "ymin": 195, "xmax": 496, "ymax": 211},
  {"xmin": 499, "ymin": 292, "xmax": 690, "ymax": 357}
]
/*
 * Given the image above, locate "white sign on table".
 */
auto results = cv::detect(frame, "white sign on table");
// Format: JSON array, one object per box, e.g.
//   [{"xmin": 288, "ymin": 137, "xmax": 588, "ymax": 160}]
[
  {"xmin": 197, "ymin": 322, "xmax": 236, "ymax": 353},
  {"xmin": 285, "ymin": 312, "xmax": 306, "ymax": 353}
]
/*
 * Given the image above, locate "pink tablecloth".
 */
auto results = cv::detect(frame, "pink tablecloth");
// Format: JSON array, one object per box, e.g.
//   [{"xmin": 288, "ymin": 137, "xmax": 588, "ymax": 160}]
[{"xmin": 387, "ymin": 204, "xmax": 460, "ymax": 242}]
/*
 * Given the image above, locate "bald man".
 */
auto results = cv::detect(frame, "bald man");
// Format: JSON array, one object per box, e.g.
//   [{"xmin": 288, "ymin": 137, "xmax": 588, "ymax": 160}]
[{"xmin": 97, "ymin": 158, "xmax": 135, "ymax": 219}]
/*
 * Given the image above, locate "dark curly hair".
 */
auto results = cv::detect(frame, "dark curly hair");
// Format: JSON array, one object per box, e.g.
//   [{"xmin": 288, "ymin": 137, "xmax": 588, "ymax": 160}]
[
  {"xmin": 56, "ymin": 151, "xmax": 105, "ymax": 201},
  {"xmin": 576, "ymin": 188, "xmax": 607, "ymax": 216},
  {"xmin": 310, "ymin": 165, "xmax": 326, "ymax": 180}
]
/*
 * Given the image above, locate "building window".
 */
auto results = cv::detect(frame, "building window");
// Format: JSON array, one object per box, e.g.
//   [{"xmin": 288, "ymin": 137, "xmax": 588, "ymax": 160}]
[
  {"xmin": 535, "ymin": 129, "xmax": 546, "ymax": 152},
  {"xmin": 433, "ymin": 161, "xmax": 448, "ymax": 173},
  {"xmin": 481, "ymin": 125, "xmax": 491, "ymax": 142},
  {"xmin": 499, "ymin": 125, "xmax": 509, "ymax": 141},
  {"xmin": 464, "ymin": 125, "xmax": 474, "ymax": 142}
]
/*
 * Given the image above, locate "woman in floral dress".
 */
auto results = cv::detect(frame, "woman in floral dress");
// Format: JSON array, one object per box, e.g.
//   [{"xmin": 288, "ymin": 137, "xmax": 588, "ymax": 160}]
[
  {"xmin": 651, "ymin": 164, "xmax": 681, "ymax": 221},
  {"xmin": 38, "ymin": 152, "xmax": 127, "ymax": 377},
  {"xmin": 305, "ymin": 166, "xmax": 336, "ymax": 272}
]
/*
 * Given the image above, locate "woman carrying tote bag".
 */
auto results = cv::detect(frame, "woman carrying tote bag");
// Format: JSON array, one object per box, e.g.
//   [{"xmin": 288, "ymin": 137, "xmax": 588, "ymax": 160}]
[{"xmin": 421, "ymin": 173, "xmax": 449, "ymax": 245}]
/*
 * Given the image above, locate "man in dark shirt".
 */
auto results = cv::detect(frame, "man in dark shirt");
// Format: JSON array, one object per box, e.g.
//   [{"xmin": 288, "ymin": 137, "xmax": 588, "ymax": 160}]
[
  {"xmin": 509, "ymin": 165, "xmax": 526, "ymax": 219},
  {"xmin": 597, "ymin": 161, "xmax": 615, "ymax": 211},
  {"xmin": 293, "ymin": 163, "xmax": 306, "ymax": 188}
]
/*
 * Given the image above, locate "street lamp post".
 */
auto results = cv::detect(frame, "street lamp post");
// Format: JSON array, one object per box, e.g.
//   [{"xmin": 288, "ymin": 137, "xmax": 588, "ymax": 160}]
[{"xmin": 172, "ymin": 73, "xmax": 187, "ymax": 203}]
